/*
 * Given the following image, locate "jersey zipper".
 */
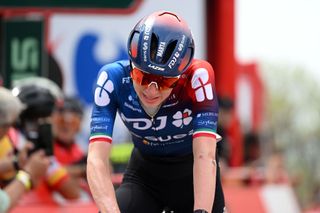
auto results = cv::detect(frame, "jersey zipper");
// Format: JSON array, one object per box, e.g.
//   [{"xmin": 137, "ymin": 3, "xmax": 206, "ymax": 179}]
[{"xmin": 145, "ymin": 105, "xmax": 161, "ymax": 123}]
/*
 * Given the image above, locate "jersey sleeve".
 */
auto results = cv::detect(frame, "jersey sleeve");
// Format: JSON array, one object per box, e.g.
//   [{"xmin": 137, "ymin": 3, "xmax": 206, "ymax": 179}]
[
  {"xmin": 89, "ymin": 65, "xmax": 118, "ymax": 144},
  {"xmin": 188, "ymin": 60, "xmax": 221, "ymax": 141}
]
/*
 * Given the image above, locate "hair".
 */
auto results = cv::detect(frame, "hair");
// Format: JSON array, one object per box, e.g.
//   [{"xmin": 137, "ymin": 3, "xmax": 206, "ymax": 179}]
[{"xmin": 0, "ymin": 87, "xmax": 25, "ymax": 126}]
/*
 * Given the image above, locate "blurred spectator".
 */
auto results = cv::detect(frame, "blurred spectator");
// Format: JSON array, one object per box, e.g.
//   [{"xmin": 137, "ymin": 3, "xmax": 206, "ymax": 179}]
[
  {"xmin": 51, "ymin": 96, "xmax": 92, "ymax": 202},
  {"xmin": 0, "ymin": 86, "xmax": 50, "ymax": 212},
  {"xmin": 217, "ymin": 96, "xmax": 233, "ymax": 165},
  {"xmin": 51, "ymin": 96, "xmax": 88, "ymax": 185},
  {"xmin": 0, "ymin": 149, "xmax": 50, "ymax": 213},
  {"xmin": 243, "ymin": 132, "xmax": 262, "ymax": 167},
  {"xmin": 0, "ymin": 87, "xmax": 26, "ymax": 187},
  {"xmin": 217, "ymin": 96, "xmax": 244, "ymax": 168},
  {"xmin": 10, "ymin": 78, "xmax": 83, "ymax": 204},
  {"xmin": 264, "ymin": 150, "xmax": 290, "ymax": 184}
]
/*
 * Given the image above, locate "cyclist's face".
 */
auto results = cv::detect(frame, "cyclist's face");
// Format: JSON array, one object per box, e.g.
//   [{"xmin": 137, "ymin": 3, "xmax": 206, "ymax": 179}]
[{"xmin": 132, "ymin": 80, "xmax": 173, "ymax": 108}]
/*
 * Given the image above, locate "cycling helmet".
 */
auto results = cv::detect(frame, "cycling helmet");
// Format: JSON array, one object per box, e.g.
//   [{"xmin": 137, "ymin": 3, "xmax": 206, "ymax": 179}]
[
  {"xmin": 16, "ymin": 84, "xmax": 56, "ymax": 120},
  {"xmin": 128, "ymin": 11, "xmax": 194, "ymax": 77}
]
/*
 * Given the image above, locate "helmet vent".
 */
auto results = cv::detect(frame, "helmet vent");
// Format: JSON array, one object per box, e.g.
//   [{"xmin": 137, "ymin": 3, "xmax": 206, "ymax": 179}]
[
  {"xmin": 150, "ymin": 33, "xmax": 159, "ymax": 61},
  {"xmin": 129, "ymin": 31, "xmax": 140, "ymax": 58},
  {"xmin": 162, "ymin": 40, "xmax": 177, "ymax": 64}
]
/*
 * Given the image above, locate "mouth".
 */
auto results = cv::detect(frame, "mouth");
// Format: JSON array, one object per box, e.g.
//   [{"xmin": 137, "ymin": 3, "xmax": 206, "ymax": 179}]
[{"xmin": 141, "ymin": 93, "xmax": 161, "ymax": 104}]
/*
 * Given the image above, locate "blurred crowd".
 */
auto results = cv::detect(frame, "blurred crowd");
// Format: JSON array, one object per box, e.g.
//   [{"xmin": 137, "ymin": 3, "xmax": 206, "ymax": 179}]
[
  {"xmin": 1, "ymin": 76, "xmax": 319, "ymax": 213},
  {"xmin": 217, "ymin": 96, "xmax": 294, "ymax": 185},
  {"xmin": 216, "ymin": 96, "xmax": 320, "ymax": 212},
  {"xmin": 0, "ymin": 77, "xmax": 91, "ymax": 212}
]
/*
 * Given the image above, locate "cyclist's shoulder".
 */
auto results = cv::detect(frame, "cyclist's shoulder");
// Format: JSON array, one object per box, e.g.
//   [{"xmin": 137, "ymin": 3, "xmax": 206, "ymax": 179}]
[
  {"xmin": 184, "ymin": 59, "xmax": 215, "ymax": 78},
  {"xmin": 99, "ymin": 60, "xmax": 131, "ymax": 76},
  {"xmin": 187, "ymin": 59, "xmax": 213, "ymax": 71}
]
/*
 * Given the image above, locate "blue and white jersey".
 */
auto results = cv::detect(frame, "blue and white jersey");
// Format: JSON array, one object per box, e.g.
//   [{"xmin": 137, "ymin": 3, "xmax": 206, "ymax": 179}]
[{"xmin": 90, "ymin": 59, "xmax": 220, "ymax": 156}]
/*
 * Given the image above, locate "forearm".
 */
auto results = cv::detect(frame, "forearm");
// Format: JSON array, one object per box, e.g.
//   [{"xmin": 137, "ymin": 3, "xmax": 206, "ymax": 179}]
[
  {"xmin": 193, "ymin": 138, "xmax": 217, "ymax": 212},
  {"xmin": 193, "ymin": 156, "xmax": 216, "ymax": 211},
  {"xmin": 4, "ymin": 170, "xmax": 33, "ymax": 211},
  {"xmin": 4, "ymin": 179, "xmax": 26, "ymax": 210},
  {"xmin": 87, "ymin": 156, "xmax": 120, "ymax": 213}
]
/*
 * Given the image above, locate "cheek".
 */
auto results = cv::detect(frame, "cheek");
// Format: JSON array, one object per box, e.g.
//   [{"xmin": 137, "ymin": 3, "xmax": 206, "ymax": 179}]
[
  {"xmin": 133, "ymin": 81, "xmax": 143, "ymax": 90},
  {"xmin": 133, "ymin": 82, "xmax": 144, "ymax": 96},
  {"xmin": 160, "ymin": 89, "xmax": 172, "ymax": 99}
]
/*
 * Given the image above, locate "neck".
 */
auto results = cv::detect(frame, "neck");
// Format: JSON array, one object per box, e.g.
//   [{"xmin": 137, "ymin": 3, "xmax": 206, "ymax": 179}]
[{"xmin": 141, "ymin": 103, "xmax": 160, "ymax": 117}]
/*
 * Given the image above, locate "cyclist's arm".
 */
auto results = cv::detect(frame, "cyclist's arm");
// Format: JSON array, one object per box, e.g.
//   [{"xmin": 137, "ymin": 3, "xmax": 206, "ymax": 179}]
[
  {"xmin": 193, "ymin": 136, "xmax": 217, "ymax": 212},
  {"xmin": 87, "ymin": 141, "xmax": 120, "ymax": 213}
]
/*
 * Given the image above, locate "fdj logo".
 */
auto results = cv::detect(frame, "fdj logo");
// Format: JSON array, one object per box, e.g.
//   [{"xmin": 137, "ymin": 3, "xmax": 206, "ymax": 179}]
[
  {"xmin": 94, "ymin": 71, "xmax": 114, "ymax": 106},
  {"xmin": 172, "ymin": 109, "xmax": 192, "ymax": 128},
  {"xmin": 120, "ymin": 113, "xmax": 167, "ymax": 131},
  {"xmin": 191, "ymin": 68, "xmax": 213, "ymax": 102}
]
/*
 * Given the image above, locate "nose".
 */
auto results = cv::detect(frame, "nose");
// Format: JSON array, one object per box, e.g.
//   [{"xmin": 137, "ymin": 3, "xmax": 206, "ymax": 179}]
[
  {"xmin": 145, "ymin": 81, "xmax": 159, "ymax": 95},
  {"xmin": 147, "ymin": 81, "xmax": 159, "ymax": 90}
]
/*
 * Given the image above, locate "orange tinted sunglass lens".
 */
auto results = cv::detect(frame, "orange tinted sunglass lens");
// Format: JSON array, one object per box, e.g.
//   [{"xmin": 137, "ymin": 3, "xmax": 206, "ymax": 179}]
[
  {"xmin": 162, "ymin": 77, "xmax": 180, "ymax": 88},
  {"xmin": 131, "ymin": 68, "xmax": 179, "ymax": 89},
  {"xmin": 131, "ymin": 68, "xmax": 144, "ymax": 85}
]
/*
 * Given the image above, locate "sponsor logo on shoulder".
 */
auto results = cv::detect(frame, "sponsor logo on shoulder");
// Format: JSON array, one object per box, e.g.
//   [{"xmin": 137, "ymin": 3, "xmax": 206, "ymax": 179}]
[
  {"xmin": 122, "ymin": 77, "xmax": 131, "ymax": 84},
  {"xmin": 94, "ymin": 71, "xmax": 114, "ymax": 106}
]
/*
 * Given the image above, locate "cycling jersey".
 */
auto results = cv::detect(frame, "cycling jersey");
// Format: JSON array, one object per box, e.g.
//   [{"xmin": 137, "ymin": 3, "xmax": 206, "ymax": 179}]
[{"xmin": 90, "ymin": 59, "xmax": 220, "ymax": 156}]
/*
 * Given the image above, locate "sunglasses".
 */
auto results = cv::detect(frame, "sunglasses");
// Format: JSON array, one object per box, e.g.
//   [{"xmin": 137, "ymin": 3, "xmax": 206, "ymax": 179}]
[{"xmin": 130, "ymin": 67, "xmax": 180, "ymax": 90}]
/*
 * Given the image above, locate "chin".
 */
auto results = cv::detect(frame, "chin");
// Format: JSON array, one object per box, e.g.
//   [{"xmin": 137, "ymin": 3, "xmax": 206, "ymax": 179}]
[
  {"xmin": 140, "ymin": 97, "xmax": 162, "ymax": 107},
  {"xmin": 144, "ymin": 102, "xmax": 161, "ymax": 108}
]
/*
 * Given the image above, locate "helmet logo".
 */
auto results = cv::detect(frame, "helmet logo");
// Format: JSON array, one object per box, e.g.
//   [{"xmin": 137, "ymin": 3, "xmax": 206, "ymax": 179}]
[
  {"xmin": 143, "ymin": 42, "xmax": 148, "ymax": 62},
  {"xmin": 168, "ymin": 52, "xmax": 179, "ymax": 69},
  {"xmin": 157, "ymin": 42, "xmax": 166, "ymax": 57},
  {"xmin": 143, "ymin": 24, "xmax": 152, "ymax": 62},
  {"xmin": 168, "ymin": 35, "xmax": 186, "ymax": 70},
  {"xmin": 148, "ymin": 64, "xmax": 165, "ymax": 71}
]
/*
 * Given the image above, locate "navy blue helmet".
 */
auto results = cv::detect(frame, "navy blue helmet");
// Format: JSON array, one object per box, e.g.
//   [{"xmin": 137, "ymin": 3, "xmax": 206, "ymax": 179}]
[{"xmin": 128, "ymin": 11, "xmax": 194, "ymax": 77}]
